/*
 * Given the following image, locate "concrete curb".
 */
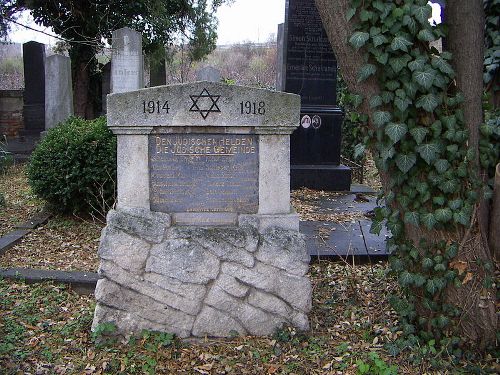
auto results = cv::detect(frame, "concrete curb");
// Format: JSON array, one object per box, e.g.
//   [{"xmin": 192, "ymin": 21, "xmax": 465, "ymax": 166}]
[{"xmin": 0, "ymin": 267, "xmax": 99, "ymax": 295}]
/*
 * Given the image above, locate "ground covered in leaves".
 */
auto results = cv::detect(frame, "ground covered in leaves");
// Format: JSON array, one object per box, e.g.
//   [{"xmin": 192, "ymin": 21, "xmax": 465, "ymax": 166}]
[
  {"xmin": 1, "ymin": 262, "xmax": 496, "ymax": 375},
  {"xmin": 0, "ymin": 164, "xmax": 45, "ymax": 237}
]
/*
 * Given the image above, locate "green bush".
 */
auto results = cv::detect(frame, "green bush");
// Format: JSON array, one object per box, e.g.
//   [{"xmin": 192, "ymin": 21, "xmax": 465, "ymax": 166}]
[{"xmin": 27, "ymin": 116, "xmax": 116, "ymax": 214}]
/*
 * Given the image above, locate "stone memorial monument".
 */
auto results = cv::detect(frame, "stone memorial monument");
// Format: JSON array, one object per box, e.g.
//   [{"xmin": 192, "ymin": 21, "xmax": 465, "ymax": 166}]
[
  {"xmin": 22, "ymin": 41, "xmax": 45, "ymax": 135},
  {"xmin": 111, "ymin": 27, "xmax": 144, "ymax": 93},
  {"xmin": 281, "ymin": 0, "xmax": 351, "ymax": 190},
  {"xmin": 45, "ymin": 54, "xmax": 73, "ymax": 130},
  {"xmin": 92, "ymin": 81, "xmax": 312, "ymax": 338}
]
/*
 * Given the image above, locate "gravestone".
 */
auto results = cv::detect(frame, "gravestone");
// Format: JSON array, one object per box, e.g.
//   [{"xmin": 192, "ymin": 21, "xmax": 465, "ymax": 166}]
[
  {"xmin": 195, "ymin": 66, "xmax": 221, "ymax": 83},
  {"xmin": 22, "ymin": 41, "xmax": 45, "ymax": 134},
  {"xmin": 111, "ymin": 27, "xmax": 144, "ymax": 93},
  {"xmin": 92, "ymin": 81, "xmax": 311, "ymax": 338},
  {"xmin": 281, "ymin": 0, "xmax": 351, "ymax": 190},
  {"xmin": 45, "ymin": 55, "xmax": 73, "ymax": 129},
  {"xmin": 101, "ymin": 62, "xmax": 111, "ymax": 114},
  {"xmin": 150, "ymin": 58, "xmax": 166, "ymax": 87}
]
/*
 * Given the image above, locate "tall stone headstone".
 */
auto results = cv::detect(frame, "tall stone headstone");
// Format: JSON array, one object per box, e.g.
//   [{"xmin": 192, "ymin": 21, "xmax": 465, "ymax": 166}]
[
  {"xmin": 195, "ymin": 66, "xmax": 221, "ymax": 82},
  {"xmin": 45, "ymin": 55, "xmax": 73, "ymax": 130},
  {"xmin": 149, "ymin": 58, "xmax": 166, "ymax": 87},
  {"xmin": 281, "ymin": 0, "xmax": 351, "ymax": 191},
  {"xmin": 22, "ymin": 41, "xmax": 45, "ymax": 134},
  {"xmin": 111, "ymin": 27, "xmax": 144, "ymax": 93},
  {"xmin": 101, "ymin": 62, "xmax": 111, "ymax": 114},
  {"xmin": 93, "ymin": 82, "xmax": 311, "ymax": 338}
]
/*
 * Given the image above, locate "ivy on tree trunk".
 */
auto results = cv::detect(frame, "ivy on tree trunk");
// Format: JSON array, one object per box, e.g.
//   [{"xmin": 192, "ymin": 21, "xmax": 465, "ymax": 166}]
[{"xmin": 315, "ymin": 0, "xmax": 497, "ymax": 351}]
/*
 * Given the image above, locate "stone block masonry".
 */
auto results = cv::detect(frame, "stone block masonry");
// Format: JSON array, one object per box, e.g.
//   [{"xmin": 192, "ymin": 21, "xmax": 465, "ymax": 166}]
[
  {"xmin": 93, "ymin": 81, "xmax": 311, "ymax": 338},
  {"xmin": 0, "ymin": 90, "xmax": 24, "ymax": 137}
]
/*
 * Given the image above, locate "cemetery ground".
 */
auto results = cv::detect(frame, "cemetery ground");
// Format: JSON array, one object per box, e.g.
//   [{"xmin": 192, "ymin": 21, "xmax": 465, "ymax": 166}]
[{"xmin": 0, "ymin": 165, "xmax": 498, "ymax": 374}]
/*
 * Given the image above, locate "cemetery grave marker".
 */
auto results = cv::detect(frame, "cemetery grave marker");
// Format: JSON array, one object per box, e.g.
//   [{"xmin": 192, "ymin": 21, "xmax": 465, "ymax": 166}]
[{"xmin": 92, "ymin": 81, "xmax": 312, "ymax": 338}]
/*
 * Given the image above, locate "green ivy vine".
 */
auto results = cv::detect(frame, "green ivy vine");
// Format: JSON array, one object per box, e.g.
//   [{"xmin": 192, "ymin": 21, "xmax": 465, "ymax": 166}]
[{"xmin": 346, "ymin": 0, "xmax": 498, "ymax": 354}]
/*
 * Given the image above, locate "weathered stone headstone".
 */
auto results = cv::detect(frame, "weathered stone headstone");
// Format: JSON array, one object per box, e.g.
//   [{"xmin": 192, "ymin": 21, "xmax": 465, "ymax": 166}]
[
  {"xmin": 195, "ymin": 66, "xmax": 221, "ymax": 83},
  {"xmin": 22, "ymin": 41, "xmax": 45, "ymax": 134},
  {"xmin": 92, "ymin": 81, "xmax": 311, "ymax": 338},
  {"xmin": 45, "ymin": 55, "xmax": 73, "ymax": 130},
  {"xmin": 281, "ymin": 0, "xmax": 351, "ymax": 191},
  {"xmin": 111, "ymin": 27, "xmax": 144, "ymax": 93}
]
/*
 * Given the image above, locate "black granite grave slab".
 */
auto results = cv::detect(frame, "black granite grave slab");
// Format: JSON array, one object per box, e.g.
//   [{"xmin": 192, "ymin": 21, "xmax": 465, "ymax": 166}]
[{"xmin": 0, "ymin": 230, "xmax": 30, "ymax": 256}]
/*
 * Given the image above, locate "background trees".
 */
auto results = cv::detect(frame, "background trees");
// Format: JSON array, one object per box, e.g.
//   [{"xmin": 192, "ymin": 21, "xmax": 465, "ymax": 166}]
[
  {"xmin": 315, "ymin": 0, "xmax": 498, "ymax": 350},
  {"xmin": 1, "ymin": 0, "xmax": 229, "ymax": 118}
]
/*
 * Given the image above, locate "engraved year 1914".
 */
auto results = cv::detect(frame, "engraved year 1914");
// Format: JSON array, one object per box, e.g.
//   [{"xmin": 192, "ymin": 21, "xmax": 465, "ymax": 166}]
[
  {"xmin": 142, "ymin": 100, "xmax": 170, "ymax": 114},
  {"xmin": 239, "ymin": 101, "xmax": 265, "ymax": 115}
]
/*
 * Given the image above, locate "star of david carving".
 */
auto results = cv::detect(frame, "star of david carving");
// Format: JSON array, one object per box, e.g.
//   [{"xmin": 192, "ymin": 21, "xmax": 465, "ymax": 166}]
[{"xmin": 189, "ymin": 88, "xmax": 221, "ymax": 120}]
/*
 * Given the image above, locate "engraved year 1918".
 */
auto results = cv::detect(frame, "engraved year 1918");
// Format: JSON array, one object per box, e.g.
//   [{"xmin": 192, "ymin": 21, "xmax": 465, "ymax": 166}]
[
  {"xmin": 143, "ymin": 100, "xmax": 170, "ymax": 114},
  {"xmin": 240, "ymin": 101, "xmax": 265, "ymax": 115}
]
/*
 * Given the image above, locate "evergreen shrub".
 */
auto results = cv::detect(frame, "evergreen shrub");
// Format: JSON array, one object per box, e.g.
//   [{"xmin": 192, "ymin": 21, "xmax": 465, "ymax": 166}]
[{"xmin": 27, "ymin": 116, "xmax": 116, "ymax": 214}]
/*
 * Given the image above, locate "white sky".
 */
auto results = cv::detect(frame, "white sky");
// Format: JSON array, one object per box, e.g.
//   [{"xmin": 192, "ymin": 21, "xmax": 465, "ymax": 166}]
[{"xmin": 6, "ymin": 0, "xmax": 439, "ymax": 47}]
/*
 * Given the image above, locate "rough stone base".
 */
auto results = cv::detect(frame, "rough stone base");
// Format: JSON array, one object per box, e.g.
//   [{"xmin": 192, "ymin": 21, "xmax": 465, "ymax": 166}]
[{"xmin": 92, "ymin": 208, "xmax": 312, "ymax": 338}]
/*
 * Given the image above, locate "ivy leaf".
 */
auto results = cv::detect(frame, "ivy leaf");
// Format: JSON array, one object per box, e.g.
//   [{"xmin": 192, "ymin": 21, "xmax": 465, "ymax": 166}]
[
  {"xmin": 358, "ymin": 63, "xmax": 377, "ymax": 82},
  {"xmin": 435, "ymin": 208, "xmax": 453, "ymax": 223},
  {"xmin": 349, "ymin": 31, "xmax": 370, "ymax": 49},
  {"xmin": 421, "ymin": 212, "xmax": 437, "ymax": 230},
  {"xmin": 404, "ymin": 211, "xmax": 420, "ymax": 226},
  {"xmin": 403, "ymin": 80, "xmax": 418, "ymax": 99},
  {"xmin": 369, "ymin": 95, "xmax": 383, "ymax": 109},
  {"xmin": 395, "ymin": 153, "xmax": 416, "ymax": 173},
  {"xmin": 372, "ymin": 33, "xmax": 389, "ymax": 47},
  {"xmin": 351, "ymin": 94, "xmax": 364, "ymax": 108},
  {"xmin": 417, "ymin": 142, "xmax": 440, "ymax": 164},
  {"xmin": 412, "ymin": 4, "xmax": 432, "ymax": 24},
  {"xmin": 369, "ymin": 26, "xmax": 381, "ymax": 36},
  {"xmin": 417, "ymin": 28, "xmax": 435, "ymax": 42},
  {"xmin": 431, "ymin": 56, "xmax": 455, "ymax": 76},
  {"xmin": 385, "ymin": 122, "xmax": 408, "ymax": 143},
  {"xmin": 410, "ymin": 127, "xmax": 428, "ymax": 144},
  {"xmin": 381, "ymin": 91, "xmax": 394, "ymax": 103},
  {"xmin": 426, "ymin": 278, "xmax": 439, "ymax": 295},
  {"xmin": 408, "ymin": 56, "xmax": 428, "ymax": 72},
  {"xmin": 389, "ymin": 55, "xmax": 411, "ymax": 73},
  {"xmin": 394, "ymin": 97, "xmax": 412, "ymax": 112},
  {"xmin": 402, "ymin": 15, "xmax": 418, "ymax": 34},
  {"xmin": 380, "ymin": 146, "xmax": 395, "ymax": 162},
  {"xmin": 432, "ymin": 73, "xmax": 448, "ymax": 89},
  {"xmin": 440, "ymin": 179, "xmax": 458, "ymax": 194},
  {"xmin": 416, "ymin": 93, "xmax": 440, "ymax": 112},
  {"xmin": 453, "ymin": 210, "xmax": 470, "ymax": 226},
  {"xmin": 397, "ymin": 194, "xmax": 411, "ymax": 208},
  {"xmin": 385, "ymin": 80, "xmax": 400, "ymax": 91},
  {"xmin": 422, "ymin": 257, "xmax": 433, "ymax": 269},
  {"xmin": 360, "ymin": 9, "xmax": 374, "ymax": 21},
  {"xmin": 434, "ymin": 159, "xmax": 450, "ymax": 173},
  {"xmin": 373, "ymin": 111, "xmax": 391, "ymax": 127},
  {"xmin": 448, "ymin": 199, "xmax": 463, "ymax": 210},
  {"xmin": 391, "ymin": 35, "xmax": 413, "ymax": 52},
  {"xmin": 346, "ymin": 7, "xmax": 356, "ymax": 21},
  {"xmin": 375, "ymin": 51, "xmax": 389, "ymax": 64},
  {"xmin": 354, "ymin": 143, "xmax": 365, "ymax": 159},
  {"xmin": 413, "ymin": 68, "xmax": 436, "ymax": 89},
  {"xmin": 433, "ymin": 196, "xmax": 445, "ymax": 206},
  {"xmin": 399, "ymin": 271, "xmax": 413, "ymax": 286},
  {"xmin": 370, "ymin": 220, "xmax": 383, "ymax": 235}
]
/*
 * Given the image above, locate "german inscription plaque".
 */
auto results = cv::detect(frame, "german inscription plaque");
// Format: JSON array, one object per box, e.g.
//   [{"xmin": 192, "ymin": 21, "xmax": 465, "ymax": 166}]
[{"xmin": 149, "ymin": 134, "xmax": 259, "ymax": 213}]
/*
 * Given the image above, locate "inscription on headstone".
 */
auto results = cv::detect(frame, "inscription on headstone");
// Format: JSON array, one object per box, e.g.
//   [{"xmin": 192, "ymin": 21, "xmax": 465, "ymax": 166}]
[
  {"xmin": 149, "ymin": 134, "xmax": 258, "ymax": 213},
  {"xmin": 283, "ymin": 0, "xmax": 337, "ymax": 106},
  {"xmin": 111, "ymin": 27, "xmax": 144, "ymax": 93}
]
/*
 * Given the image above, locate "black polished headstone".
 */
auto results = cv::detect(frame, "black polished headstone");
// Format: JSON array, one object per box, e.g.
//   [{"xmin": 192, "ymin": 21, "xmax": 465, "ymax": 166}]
[
  {"xmin": 150, "ymin": 58, "xmax": 166, "ymax": 87},
  {"xmin": 282, "ymin": 0, "xmax": 351, "ymax": 190},
  {"xmin": 22, "ymin": 41, "xmax": 45, "ymax": 134},
  {"xmin": 282, "ymin": 0, "xmax": 337, "ymax": 106}
]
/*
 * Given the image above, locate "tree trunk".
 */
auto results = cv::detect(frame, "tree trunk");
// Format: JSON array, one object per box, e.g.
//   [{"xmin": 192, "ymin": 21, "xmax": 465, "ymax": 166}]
[
  {"xmin": 70, "ymin": 44, "xmax": 96, "ymax": 119},
  {"xmin": 315, "ymin": 0, "xmax": 497, "ymax": 349}
]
